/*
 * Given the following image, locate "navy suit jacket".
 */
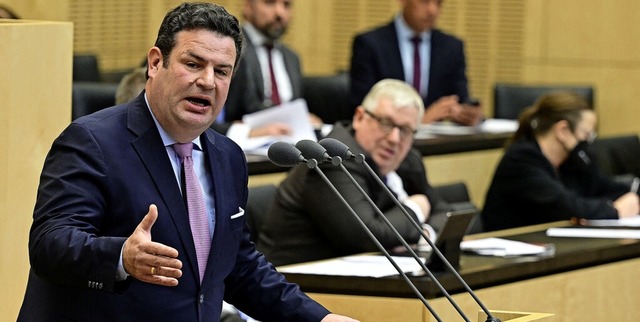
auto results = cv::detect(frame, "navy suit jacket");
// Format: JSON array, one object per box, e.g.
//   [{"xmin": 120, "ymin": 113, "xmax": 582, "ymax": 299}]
[
  {"xmin": 349, "ymin": 21, "xmax": 469, "ymax": 113},
  {"xmin": 222, "ymin": 28, "xmax": 303, "ymax": 127},
  {"xmin": 18, "ymin": 94, "xmax": 328, "ymax": 322}
]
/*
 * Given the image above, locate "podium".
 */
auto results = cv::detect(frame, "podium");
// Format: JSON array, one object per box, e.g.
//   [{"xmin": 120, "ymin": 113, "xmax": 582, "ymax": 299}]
[
  {"xmin": 1, "ymin": 19, "xmax": 73, "ymax": 320},
  {"xmin": 480, "ymin": 310, "xmax": 554, "ymax": 321}
]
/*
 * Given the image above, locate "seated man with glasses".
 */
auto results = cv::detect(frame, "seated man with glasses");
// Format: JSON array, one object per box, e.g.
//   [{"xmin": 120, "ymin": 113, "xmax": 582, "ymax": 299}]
[
  {"xmin": 482, "ymin": 91, "xmax": 639, "ymax": 231},
  {"xmin": 257, "ymin": 79, "xmax": 454, "ymax": 266}
]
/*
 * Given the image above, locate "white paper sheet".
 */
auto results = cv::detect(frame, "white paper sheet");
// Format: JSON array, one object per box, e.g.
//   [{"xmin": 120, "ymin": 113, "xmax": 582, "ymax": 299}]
[
  {"xmin": 478, "ymin": 118, "xmax": 519, "ymax": 133},
  {"xmin": 237, "ymin": 98, "xmax": 317, "ymax": 155},
  {"xmin": 460, "ymin": 237, "xmax": 551, "ymax": 257},
  {"xmin": 582, "ymin": 215, "xmax": 640, "ymax": 227},
  {"xmin": 546, "ymin": 227, "xmax": 640, "ymax": 239},
  {"xmin": 416, "ymin": 118, "xmax": 518, "ymax": 137},
  {"xmin": 277, "ymin": 255, "xmax": 426, "ymax": 278}
]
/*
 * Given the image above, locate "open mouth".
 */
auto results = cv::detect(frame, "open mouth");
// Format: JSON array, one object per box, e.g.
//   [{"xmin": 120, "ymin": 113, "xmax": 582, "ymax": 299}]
[{"xmin": 186, "ymin": 97, "xmax": 211, "ymax": 107}]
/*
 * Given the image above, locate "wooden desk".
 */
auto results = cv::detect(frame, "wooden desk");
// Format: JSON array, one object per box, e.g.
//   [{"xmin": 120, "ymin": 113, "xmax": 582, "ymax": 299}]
[{"xmin": 282, "ymin": 223, "xmax": 640, "ymax": 321}]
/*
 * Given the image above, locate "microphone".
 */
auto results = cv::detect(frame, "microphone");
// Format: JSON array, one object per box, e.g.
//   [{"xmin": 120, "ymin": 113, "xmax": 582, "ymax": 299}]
[
  {"xmin": 315, "ymin": 139, "xmax": 471, "ymax": 321},
  {"xmin": 267, "ymin": 142, "xmax": 305, "ymax": 167},
  {"xmin": 318, "ymin": 137, "xmax": 500, "ymax": 322},
  {"xmin": 294, "ymin": 139, "xmax": 333, "ymax": 164},
  {"xmin": 267, "ymin": 142, "xmax": 319, "ymax": 169},
  {"xmin": 273, "ymin": 140, "xmax": 445, "ymax": 321}
]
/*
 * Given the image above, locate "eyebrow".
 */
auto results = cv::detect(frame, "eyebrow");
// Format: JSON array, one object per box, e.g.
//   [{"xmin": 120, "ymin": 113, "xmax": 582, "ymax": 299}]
[{"xmin": 184, "ymin": 51, "xmax": 234, "ymax": 70}]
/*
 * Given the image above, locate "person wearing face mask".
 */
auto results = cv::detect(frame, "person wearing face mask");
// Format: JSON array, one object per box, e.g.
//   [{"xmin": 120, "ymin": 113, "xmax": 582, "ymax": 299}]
[
  {"xmin": 481, "ymin": 91, "xmax": 639, "ymax": 232},
  {"xmin": 258, "ymin": 79, "xmax": 454, "ymax": 266}
]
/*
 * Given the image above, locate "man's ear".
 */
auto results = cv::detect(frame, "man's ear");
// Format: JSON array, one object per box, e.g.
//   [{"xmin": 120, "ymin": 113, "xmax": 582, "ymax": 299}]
[
  {"xmin": 146, "ymin": 47, "xmax": 163, "ymax": 78},
  {"xmin": 352, "ymin": 106, "xmax": 366, "ymax": 131}
]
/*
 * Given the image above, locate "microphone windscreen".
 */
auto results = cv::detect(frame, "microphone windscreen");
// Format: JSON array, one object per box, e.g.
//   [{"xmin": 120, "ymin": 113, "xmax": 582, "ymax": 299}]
[
  {"xmin": 267, "ymin": 142, "xmax": 303, "ymax": 167},
  {"xmin": 295, "ymin": 139, "xmax": 328, "ymax": 162},
  {"xmin": 319, "ymin": 138, "xmax": 353, "ymax": 159}
]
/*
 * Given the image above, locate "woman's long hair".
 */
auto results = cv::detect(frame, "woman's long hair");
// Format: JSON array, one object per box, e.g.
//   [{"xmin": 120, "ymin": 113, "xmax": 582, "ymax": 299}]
[{"xmin": 509, "ymin": 91, "xmax": 591, "ymax": 145}]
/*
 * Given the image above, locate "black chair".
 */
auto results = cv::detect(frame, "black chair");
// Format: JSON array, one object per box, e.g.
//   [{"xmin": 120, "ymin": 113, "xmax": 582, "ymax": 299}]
[
  {"xmin": 590, "ymin": 135, "xmax": 640, "ymax": 184},
  {"xmin": 72, "ymin": 82, "xmax": 118, "ymax": 120},
  {"xmin": 493, "ymin": 83, "xmax": 595, "ymax": 119},
  {"xmin": 245, "ymin": 184, "xmax": 278, "ymax": 243},
  {"xmin": 302, "ymin": 72, "xmax": 352, "ymax": 124},
  {"xmin": 431, "ymin": 182, "xmax": 482, "ymax": 233},
  {"xmin": 73, "ymin": 54, "xmax": 101, "ymax": 82}
]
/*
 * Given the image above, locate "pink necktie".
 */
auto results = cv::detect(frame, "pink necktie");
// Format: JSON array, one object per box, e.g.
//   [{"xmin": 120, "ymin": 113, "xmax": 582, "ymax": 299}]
[
  {"xmin": 173, "ymin": 143, "xmax": 210, "ymax": 283},
  {"xmin": 264, "ymin": 44, "xmax": 281, "ymax": 106},
  {"xmin": 411, "ymin": 35, "xmax": 422, "ymax": 92}
]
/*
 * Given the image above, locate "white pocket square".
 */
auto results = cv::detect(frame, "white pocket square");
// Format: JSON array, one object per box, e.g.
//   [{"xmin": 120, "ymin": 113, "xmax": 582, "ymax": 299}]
[{"xmin": 230, "ymin": 207, "xmax": 245, "ymax": 219}]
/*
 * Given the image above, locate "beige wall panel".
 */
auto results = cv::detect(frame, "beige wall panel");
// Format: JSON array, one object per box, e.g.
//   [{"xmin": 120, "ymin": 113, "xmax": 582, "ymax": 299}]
[
  {"xmin": 523, "ymin": 0, "xmax": 546, "ymax": 60},
  {"xmin": 424, "ymin": 150, "xmax": 504, "ymax": 209},
  {"xmin": 521, "ymin": 63, "xmax": 640, "ymax": 137},
  {"xmin": 428, "ymin": 258, "xmax": 640, "ymax": 321},
  {"xmin": 248, "ymin": 172, "xmax": 287, "ymax": 188},
  {"xmin": 2, "ymin": 0, "xmax": 69, "ymax": 21},
  {"xmin": 1, "ymin": 20, "xmax": 73, "ymax": 322},
  {"xmin": 545, "ymin": 1, "xmax": 640, "ymax": 62}
]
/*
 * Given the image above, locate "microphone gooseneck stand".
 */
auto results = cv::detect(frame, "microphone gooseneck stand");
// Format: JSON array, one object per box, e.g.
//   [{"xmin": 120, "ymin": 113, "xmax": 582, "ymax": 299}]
[
  {"xmin": 300, "ymin": 140, "xmax": 471, "ymax": 321},
  {"xmin": 318, "ymin": 138, "xmax": 500, "ymax": 322},
  {"xmin": 269, "ymin": 142, "xmax": 444, "ymax": 322},
  {"xmin": 268, "ymin": 140, "xmax": 501, "ymax": 322}
]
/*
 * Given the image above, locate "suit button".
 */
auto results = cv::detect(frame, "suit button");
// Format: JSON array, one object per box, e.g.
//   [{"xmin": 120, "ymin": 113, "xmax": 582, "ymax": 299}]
[{"xmin": 199, "ymin": 294, "xmax": 204, "ymax": 304}]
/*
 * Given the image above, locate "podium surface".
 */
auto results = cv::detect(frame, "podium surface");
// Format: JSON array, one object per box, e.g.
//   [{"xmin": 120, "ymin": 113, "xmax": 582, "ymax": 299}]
[{"xmin": 282, "ymin": 222, "xmax": 640, "ymax": 321}]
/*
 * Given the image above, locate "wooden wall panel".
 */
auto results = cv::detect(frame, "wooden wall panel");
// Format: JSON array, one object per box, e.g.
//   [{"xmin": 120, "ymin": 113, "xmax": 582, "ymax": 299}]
[
  {"xmin": 523, "ymin": 0, "xmax": 640, "ymax": 136},
  {"xmin": 1, "ymin": 20, "xmax": 73, "ymax": 322}
]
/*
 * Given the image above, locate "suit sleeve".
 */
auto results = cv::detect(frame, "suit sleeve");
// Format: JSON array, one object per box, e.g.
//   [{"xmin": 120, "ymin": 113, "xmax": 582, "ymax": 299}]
[
  {"xmin": 225, "ymin": 58, "xmax": 266, "ymax": 123},
  {"xmin": 349, "ymin": 34, "xmax": 379, "ymax": 112},
  {"xmin": 224, "ymin": 229, "xmax": 330, "ymax": 322},
  {"xmin": 499, "ymin": 148, "xmax": 619, "ymax": 221},
  {"xmin": 453, "ymin": 40, "xmax": 469, "ymax": 102},
  {"xmin": 29, "ymin": 123, "xmax": 125, "ymax": 291},
  {"xmin": 301, "ymin": 162, "xmax": 422, "ymax": 254}
]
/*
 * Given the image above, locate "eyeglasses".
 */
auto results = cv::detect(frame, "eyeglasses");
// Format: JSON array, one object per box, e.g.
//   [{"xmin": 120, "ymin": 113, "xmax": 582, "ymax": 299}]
[{"xmin": 364, "ymin": 110, "xmax": 417, "ymax": 140}]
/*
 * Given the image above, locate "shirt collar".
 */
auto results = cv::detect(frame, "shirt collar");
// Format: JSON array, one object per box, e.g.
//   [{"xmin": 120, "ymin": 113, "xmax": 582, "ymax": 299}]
[
  {"xmin": 394, "ymin": 14, "xmax": 432, "ymax": 42},
  {"xmin": 243, "ymin": 22, "xmax": 271, "ymax": 47}
]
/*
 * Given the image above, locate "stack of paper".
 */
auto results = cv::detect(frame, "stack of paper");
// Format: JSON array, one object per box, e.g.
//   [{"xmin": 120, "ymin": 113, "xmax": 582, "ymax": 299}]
[
  {"xmin": 277, "ymin": 255, "xmax": 426, "ymax": 278},
  {"xmin": 236, "ymin": 98, "xmax": 317, "ymax": 155},
  {"xmin": 546, "ymin": 227, "xmax": 640, "ymax": 239},
  {"xmin": 460, "ymin": 237, "xmax": 553, "ymax": 257}
]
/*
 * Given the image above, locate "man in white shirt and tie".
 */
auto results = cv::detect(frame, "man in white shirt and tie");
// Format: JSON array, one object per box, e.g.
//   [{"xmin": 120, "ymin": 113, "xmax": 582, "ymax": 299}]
[
  {"xmin": 219, "ymin": 0, "xmax": 321, "ymax": 141},
  {"xmin": 350, "ymin": 0, "xmax": 484, "ymax": 126}
]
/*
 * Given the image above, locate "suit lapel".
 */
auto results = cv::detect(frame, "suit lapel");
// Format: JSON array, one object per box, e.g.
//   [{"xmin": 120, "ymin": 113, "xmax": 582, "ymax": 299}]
[
  {"xmin": 281, "ymin": 46, "xmax": 301, "ymax": 97},
  {"xmin": 385, "ymin": 22, "xmax": 406, "ymax": 81},
  {"xmin": 127, "ymin": 96, "xmax": 200, "ymax": 281},
  {"xmin": 198, "ymin": 131, "xmax": 230, "ymax": 283},
  {"xmin": 427, "ymin": 30, "xmax": 444, "ymax": 102},
  {"xmin": 242, "ymin": 30, "xmax": 266, "ymax": 100}
]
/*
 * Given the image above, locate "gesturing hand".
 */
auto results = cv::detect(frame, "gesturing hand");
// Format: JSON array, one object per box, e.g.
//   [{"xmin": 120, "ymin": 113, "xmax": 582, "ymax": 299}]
[{"xmin": 123, "ymin": 204, "xmax": 183, "ymax": 286}]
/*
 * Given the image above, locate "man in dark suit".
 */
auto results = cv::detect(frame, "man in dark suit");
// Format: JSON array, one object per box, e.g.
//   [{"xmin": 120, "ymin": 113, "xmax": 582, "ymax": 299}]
[
  {"xmin": 221, "ymin": 0, "xmax": 321, "ymax": 140},
  {"xmin": 258, "ymin": 79, "xmax": 452, "ymax": 266},
  {"xmin": 17, "ymin": 3, "xmax": 356, "ymax": 322},
  {"xmin": 349, "ymin": 0, "xmax": 483, "ymax": 126}
]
